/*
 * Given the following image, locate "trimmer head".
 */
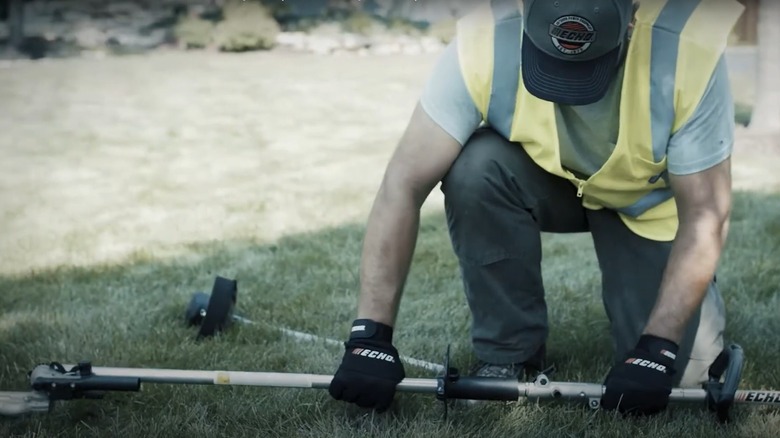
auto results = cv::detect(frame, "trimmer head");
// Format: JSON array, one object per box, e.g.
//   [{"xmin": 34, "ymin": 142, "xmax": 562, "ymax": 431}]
[
  {"xmin": 191, "ymin": 276, "xmax": 237, "ymax": 339},
  {"xmin": 185, "ymin": 292, "xmax": 210, "ymax": 326}
]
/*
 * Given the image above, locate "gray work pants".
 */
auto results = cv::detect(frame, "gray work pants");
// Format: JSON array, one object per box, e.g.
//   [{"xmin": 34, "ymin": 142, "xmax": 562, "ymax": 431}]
[{"xmin": 439, "ymin": 127, "xmax": 725, "ymax": 387}]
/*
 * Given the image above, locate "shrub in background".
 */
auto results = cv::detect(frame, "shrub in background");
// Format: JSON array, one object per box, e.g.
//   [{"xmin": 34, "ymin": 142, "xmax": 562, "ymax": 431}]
[
  {"xmin": 341, "ymin": 10, "xmax": 380, "ymax": 35},
  {"xmin": 385, "ymin": 17, "xmax": 424, "ymax": 37},
  {"xmin": 213, "ymin": 0, "xmax": 280, "ymax": 52},
  {"xmin": 173, "ymin": 14, "xmax": 214, "ymax": 49},
  {"xmin": 428, "ymin": 18, "xmax": 456, "ymax": 44}
]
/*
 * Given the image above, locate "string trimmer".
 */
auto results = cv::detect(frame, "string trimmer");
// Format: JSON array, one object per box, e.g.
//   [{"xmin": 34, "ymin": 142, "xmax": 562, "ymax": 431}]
[{"xmin": 1, "ymin": 343, "xmax": 778, "ymax": 423}]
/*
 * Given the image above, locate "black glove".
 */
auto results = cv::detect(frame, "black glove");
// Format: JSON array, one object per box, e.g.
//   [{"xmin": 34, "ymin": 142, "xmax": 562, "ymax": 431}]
[
  {"xmin": 601, "ymin": 334, "xmax": 678, "ymax": 416},
  {"xmin": 328, "ymin": 319, "xmax": 405, "ymax": 412}
]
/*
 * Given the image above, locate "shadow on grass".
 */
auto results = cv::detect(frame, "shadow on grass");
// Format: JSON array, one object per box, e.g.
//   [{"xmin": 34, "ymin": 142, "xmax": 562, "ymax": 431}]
[{"xmin": 0, "ymin": 191, "xmax": 778, "ymax": 437}]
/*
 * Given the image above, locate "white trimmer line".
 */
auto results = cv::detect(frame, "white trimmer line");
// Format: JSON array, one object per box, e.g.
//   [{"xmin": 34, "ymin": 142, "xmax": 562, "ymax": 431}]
[
  {"xmin": 187, "ymin": 278, "xmax": 445, "ymax": 373},
  {"xmin": 233, "ymin": 315, "xmax": 446, "ymax": 374}
]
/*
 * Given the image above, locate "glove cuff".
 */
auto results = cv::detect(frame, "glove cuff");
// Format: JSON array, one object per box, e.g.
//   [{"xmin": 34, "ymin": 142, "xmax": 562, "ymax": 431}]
[
  {"xmin": 349, "ymin": 319, "xmax": 394, "ymax": 343},
  {"xmin": 637, "ymin": 334, "xmax": 679, "ymax": 364}
]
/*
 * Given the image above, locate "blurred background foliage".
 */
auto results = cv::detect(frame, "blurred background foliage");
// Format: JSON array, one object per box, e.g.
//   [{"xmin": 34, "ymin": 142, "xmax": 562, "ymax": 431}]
[
  {"xmin": 170, "ymin": 0, "xmax": 455, "ymax": 52},
  {"xmin": 0, "ymin": 0, "xmax": 764, "ymax": 125}
]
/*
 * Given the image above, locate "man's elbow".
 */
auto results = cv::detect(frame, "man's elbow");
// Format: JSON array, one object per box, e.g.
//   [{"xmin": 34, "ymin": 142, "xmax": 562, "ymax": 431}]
[
  {"xmin": 679, "ymin": 207, "xmax": 731, "ymax": 247},
  {"xmin": 377, "ymin": 168, "xmax": 427, "ymax": 210}
]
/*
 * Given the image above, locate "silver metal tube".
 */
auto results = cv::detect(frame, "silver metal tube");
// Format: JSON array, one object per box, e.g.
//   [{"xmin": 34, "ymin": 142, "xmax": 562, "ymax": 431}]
[
  {"xmin": 62, "ymin": 366, "xmax": 440, "ymax": 393},
  {"xmin": 670, "ymin": 388, "xmax": 710, "ymax": 403},
  {"xmin": 523, "ymin": 380, "xmax": 603, "ymax": 408},
  {"xmin": 57, "ymin": 366, "xmax": 708, "ymax": 403},
  {"xmin": 59, "ymin": 366, "xmax": 779, "ymax": 407},
  {"xmin": 525, "ymin": 381, "xmax": 709, "ymax": 403}
]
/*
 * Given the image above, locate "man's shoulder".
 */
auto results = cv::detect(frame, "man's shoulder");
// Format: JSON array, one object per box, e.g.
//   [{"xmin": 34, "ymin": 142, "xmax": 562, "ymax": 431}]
[
  {"xmin": 494, "ymin": 3, "xmax": 523, "ymax": 24},
  {"xmin": 458, "ymin": 1, "xmax": 522, "ymax": 28}
]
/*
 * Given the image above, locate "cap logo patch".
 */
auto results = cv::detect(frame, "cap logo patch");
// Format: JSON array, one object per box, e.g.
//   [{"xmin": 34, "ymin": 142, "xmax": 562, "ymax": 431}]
[{"xmin": 549, "ymin": 15, "xmax": 596, "ymax": 55}]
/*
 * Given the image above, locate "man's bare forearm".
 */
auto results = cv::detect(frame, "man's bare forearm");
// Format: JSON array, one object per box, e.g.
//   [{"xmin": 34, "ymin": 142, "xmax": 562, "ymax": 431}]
[
  {"xmin": 644, "ymin": 216, "xmax": 729, "ymax": 343},
  {"xmin": 355, "ymin": 183, "xmax": 421, "ymax": 327}
]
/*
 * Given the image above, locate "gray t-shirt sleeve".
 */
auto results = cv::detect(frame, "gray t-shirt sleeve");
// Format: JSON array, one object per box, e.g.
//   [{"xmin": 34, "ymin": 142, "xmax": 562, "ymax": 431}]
[
  {"xmin": 419, "ymin": 39, "xmax": 483, "ymax": 146},
  {"xmin": 666, "ymin": 56, "xmax": 735, "ymax": 175}
]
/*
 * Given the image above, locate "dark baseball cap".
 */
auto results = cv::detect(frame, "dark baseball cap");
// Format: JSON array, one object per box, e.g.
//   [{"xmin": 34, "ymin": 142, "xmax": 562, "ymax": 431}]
[{"xmin": 522, "ymin": 0, "xmax": 635, "ymax": 105}]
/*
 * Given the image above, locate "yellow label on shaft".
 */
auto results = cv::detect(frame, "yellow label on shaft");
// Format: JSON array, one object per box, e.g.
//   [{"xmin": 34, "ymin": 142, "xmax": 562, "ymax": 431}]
[{"xmin": 216, "ymin": 373, "xmax": 230, "ymax": 385}]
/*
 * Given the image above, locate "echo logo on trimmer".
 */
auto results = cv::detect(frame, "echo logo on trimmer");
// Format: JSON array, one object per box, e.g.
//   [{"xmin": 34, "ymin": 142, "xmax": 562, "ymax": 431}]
[
  {"xmin": 351, "ymin": 348, "xmax": 396, "ymax": 363},
  {"xmin": 625, "ymin": 358, "xmax": 667, "ymax": 373},
  {"xmin": 740, "ymin": 392, "xmax": 780, "ymax": 403}
]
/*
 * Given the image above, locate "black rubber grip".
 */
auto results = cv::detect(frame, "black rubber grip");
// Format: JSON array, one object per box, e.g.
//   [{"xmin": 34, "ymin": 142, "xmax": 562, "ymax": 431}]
[
  {"xmin": 33, "ymin": 376, "xmax": 140, "ymax": 393},
  {"xmin": 77, "ymin": 376, "xmax": 141, "ymax": 392},
  {"xmin": 441, "ymin": 377, "xmax": 520, "ymax": 401}
]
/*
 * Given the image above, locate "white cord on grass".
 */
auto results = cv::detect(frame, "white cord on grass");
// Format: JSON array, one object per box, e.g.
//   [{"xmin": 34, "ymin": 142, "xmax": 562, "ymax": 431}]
[{"xmin": 234, "ymin": 315, "xmax": 445, "ymax": 373}]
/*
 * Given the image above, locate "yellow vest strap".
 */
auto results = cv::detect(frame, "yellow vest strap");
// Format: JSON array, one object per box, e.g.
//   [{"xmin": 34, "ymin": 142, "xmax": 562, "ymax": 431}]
[
  {"xmin": 648, "ymin": 0, "xmax": 702, "ymax": 162},
  {"xmin": 615, "ymin": 187, "xmax": 674, "ymax": 217},
  {"xmin": 486, "ymin": 0, "xmax": 523, "ymax": 138}
]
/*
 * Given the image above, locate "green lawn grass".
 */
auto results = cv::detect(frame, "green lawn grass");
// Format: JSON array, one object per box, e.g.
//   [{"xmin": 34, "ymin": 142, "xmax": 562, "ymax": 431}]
[
  {"xmin": 1, "ymin": 191, "xmax": 778, "ymax": 438},
  {"xmin": 0, "ymin": 49, "xmax": 777, "ymax": 437}
]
